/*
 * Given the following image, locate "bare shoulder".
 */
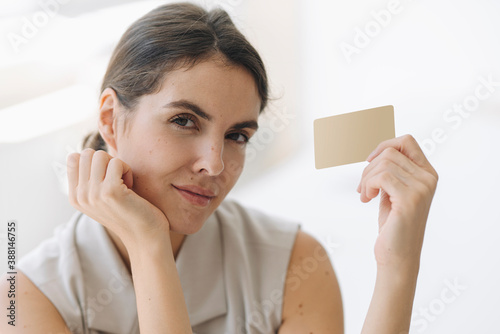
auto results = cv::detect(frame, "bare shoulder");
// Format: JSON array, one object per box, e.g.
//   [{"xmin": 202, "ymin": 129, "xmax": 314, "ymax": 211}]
[
  {"xmin": 278, "ymin": 230, "xmax": 344, "ymax": 334},
  {"xmin": 0, "ymin": 270, "xmax": 71, "ymax": 333}
]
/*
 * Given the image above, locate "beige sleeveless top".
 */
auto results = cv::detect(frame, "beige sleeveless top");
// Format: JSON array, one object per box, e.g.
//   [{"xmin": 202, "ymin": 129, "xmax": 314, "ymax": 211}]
[{"xmin": 18, "ymin": 199, "xmax": 300, "ymax": 334}]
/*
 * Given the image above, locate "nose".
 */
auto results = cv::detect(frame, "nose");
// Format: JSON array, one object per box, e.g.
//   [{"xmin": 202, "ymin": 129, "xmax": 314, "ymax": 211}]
[{"xmin": 193, "ymin": 137, "xmax": 225, "ymax": 176}]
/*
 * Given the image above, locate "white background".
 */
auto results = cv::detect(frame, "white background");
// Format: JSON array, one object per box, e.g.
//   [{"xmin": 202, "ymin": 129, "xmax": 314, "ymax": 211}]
[{"xmin": 0, "ymin": 0, "xmax": 499, "ymax": 333}]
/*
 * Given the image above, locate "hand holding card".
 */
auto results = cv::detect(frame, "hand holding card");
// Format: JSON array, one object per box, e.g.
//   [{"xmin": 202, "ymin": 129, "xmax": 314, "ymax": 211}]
[
  {"xmin": 314, "ymin": 106, "xmax": 439, "ymax": 333},
  {"xmin": 313, "ymin": 105, "xmax": 396, "ymax": 169}
]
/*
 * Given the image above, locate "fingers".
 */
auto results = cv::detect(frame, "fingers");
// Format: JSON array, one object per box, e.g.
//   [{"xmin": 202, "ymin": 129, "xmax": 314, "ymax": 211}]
[
  {"xmin": 66, "ymin": 148, "xmax": 123, "ymax": 207},
  {"xmin": 357, "ymin": 147, "xmax": 417, "ymax": 192},
  {"xmin": 358, "ymin": 134, "xmax": 439, "ymax": 202},
  {"xmin": 78, "ymin": 149, "xmax": 94, "ymax": 187},
  {"xmin": 104, "ymin": 157, "xmax": 133, "ymax": 189},
  {"xmin": 359, "ymin": 159, "xmax": 411, "ymax": 203},
  {"xmin": 66, "ymin": 153, "xmax": 80, "ymax": 205},
  {"xmin": 366, "ymin": 134, "xmax": 438, "ymax": 180},
  {"xmin": 364, "ymin": 169, "xmax": 408, "ymax": 205},
  {"xmin": 90, "ymin": 150, "xmax": 112, "ymax": 183},
  {"xmin": 64, "ymin": 148, "xmax": 165, "ymax": 243}
]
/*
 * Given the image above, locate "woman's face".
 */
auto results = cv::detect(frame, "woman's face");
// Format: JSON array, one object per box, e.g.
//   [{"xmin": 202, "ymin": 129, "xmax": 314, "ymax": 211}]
[{"xmin": 110, "ymin": 58, "xmax": 261, "ymax": 234}]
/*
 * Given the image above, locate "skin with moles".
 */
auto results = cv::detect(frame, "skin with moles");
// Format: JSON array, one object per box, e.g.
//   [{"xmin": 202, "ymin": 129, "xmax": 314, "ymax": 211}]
[{"xmin": 98, "ymin": 56, "xmax": 261, "ymax": 267}]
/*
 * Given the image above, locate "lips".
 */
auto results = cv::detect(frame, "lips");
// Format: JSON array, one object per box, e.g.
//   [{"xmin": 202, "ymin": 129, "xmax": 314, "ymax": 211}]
[
  {"xmin": 173, "ymin": 185, "xmax": 216, "ymax": 197},
  {"xmin": 173, "ymin": 184, "xmax": 216, "ymax": 207}
]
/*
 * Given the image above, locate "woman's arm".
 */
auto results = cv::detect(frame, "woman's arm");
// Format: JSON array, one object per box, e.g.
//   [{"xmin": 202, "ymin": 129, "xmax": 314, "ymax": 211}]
[
  {"xmin": 358, "ymin": 134, "xmax": 438, "ymax": 333},
  {"xmin": 279, "ymin": 134, "xmax": 438, "ymax": 334},
  {"xmin": 126, "ymin": 234, "xmax": 192, "ymax": 334},
  {"xmin": 361, "ymin": 265, "xmax": 419, "ymax": 333},
  {"xmin": 67, "ymin": 149, "xmax": 193, "ymax": 333},
  {"xmin": 278, "ymin": 230, "xmax": 344, "ymax": 334},
  {"xmin": 0, "ymin": 271, "xmax": 72, "ymax": 333}
]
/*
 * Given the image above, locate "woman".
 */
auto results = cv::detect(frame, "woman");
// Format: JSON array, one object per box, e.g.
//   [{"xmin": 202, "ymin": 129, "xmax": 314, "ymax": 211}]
[{"xmin": 1, "ymin": 2, "xmax": 438, "ymax": 333}]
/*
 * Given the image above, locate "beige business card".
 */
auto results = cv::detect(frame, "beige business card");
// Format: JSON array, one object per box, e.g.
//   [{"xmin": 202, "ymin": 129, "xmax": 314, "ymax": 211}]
[{"xmin": 314, "ymin": 105, "xmax": 395, "ymax": 169}]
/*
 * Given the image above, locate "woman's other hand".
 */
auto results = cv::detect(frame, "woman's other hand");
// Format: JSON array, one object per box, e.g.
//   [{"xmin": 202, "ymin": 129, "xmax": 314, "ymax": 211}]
[
  {"xmin": 66, "ymin": 148, "xmax": 170, "ymax": 247},
  {"xmin": 357, "ymin": 134, "xmax": 439, "ymax": 271}
]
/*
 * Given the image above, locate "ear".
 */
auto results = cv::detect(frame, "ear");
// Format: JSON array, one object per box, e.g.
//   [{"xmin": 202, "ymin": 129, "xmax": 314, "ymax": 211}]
[{"xmin": 98, "ymin": 88, "xmax": 121, "ymax": 154}]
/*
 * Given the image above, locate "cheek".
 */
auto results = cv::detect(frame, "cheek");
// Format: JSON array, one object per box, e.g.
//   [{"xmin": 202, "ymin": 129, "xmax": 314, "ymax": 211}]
[
  {"xmin": 126, "ymin": 136, "xmax": 181, "ymax": 177},
  {"xmin": 144, "ymin": 137, "xmax": 187, "ymax": 171},
  {"xmin": 220, "ymin": 153, "xmax": 245, "ymax": 187}
]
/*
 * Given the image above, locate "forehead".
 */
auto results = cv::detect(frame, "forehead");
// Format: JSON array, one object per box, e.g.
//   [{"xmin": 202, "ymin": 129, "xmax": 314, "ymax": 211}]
[{"xmin": 149, "ymin": 58, "xmax": 261, "ymax": 120}]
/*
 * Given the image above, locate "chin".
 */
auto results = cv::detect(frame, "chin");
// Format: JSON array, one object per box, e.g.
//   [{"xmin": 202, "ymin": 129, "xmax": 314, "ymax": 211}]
[
  {"xmin": 163, "ymin": 204, "xmax": 212, "ymax": 234},
  {"xmin": 168, "ymin": 218, "xmax": 206, "ymax": 235},
  {"xmin": 157, "ymin": 193, "xmax": 224, "ymax": 235}
]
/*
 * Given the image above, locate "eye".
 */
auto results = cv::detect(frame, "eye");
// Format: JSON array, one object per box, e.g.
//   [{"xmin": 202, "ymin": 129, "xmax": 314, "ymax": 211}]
[
  {"xmin": 170, "ymin": 114, "xmax": 197, "ymax": 128},
  {"xmin": 226, "ymin": 132, "xmax": 249, "ymax": 144}
]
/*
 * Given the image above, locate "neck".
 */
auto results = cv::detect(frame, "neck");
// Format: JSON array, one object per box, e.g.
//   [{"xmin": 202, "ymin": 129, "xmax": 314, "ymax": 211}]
[{"xmin": 105, "ymin": 227, "xmax": 186, "ymax": 275}]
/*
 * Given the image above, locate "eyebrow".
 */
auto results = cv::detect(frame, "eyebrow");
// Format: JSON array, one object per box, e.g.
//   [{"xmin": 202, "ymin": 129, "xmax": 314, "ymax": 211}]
[{"xmin": 163, "ymin": 99, "xmax": 259, "ymax": 131}]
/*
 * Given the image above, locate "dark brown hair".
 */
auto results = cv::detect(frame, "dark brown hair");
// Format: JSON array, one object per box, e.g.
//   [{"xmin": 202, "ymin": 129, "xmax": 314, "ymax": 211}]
[{"xmin": 82, "ymin": 2, "xmax": 269, "ymax": 151}]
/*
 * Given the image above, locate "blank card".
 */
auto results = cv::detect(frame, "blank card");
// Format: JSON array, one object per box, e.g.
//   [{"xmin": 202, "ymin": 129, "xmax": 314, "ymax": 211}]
[{"xmin": 314, "ymin": 105, "xmax": 395, "ymax": 169}]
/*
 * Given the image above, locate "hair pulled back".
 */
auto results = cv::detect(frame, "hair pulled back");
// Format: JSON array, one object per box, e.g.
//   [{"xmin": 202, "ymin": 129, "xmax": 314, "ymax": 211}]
[{"xmin": 83, "ymin": 2, "xmax": 268, "ymax": 151}]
